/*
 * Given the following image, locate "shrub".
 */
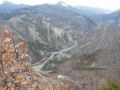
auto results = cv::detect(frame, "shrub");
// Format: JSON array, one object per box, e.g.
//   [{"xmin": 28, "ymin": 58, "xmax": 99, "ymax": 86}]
[{"xmin": 98, "ymin": 79, "xmax": 120, "ymax": 90}]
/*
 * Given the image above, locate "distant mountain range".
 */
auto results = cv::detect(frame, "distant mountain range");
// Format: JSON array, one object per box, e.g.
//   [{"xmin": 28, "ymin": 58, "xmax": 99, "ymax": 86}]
[
  {"xmin": 0, "ymin": 1, "xmax": 111, "ymax": 15},
  {"xmin": 0, "ymin": 1, "xmax": 120, "ymax": 89},
  {"xmin": 0, "ymin": 1, "xmax": 28, "ymax": 11},
  {"xmin": 90, "ymin": 9, "xmax": 120, "ymax": 23}
]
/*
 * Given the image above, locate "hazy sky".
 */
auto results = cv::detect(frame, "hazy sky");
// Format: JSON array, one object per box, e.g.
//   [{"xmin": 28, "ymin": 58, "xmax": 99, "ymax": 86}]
[{"xmin": 0, "ymin": 0, "xmax": 120, "ymax": 11}]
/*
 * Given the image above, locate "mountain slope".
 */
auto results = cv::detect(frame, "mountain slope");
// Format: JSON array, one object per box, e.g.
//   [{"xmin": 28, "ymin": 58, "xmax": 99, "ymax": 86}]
[
  {"xmin": 0, "ymin": 3, "xmax": 96, "ymax": 63},
  {"xmin": 90, "ymin": 9, "xmax": 120, "ymax": 23},
  {"xmin": 73, "ymin": 22, "xmax": 120, "ymax": 77},
  {"xmin": 48, "ymin": 22, "xmax": 120, "ymax": 89},
  {"xmin": 0, "ymin": 1, "xmax": 28, "ymax": 11},
  {"xmin": 0, "ymin": 2, "xmax": 120, "ymax": 89}
]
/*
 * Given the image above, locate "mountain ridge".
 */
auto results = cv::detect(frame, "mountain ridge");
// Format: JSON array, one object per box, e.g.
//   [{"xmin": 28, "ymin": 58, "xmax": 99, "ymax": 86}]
[{"xmin": 0, "ymin": 2, "xmax": 120, "ymax": 89}]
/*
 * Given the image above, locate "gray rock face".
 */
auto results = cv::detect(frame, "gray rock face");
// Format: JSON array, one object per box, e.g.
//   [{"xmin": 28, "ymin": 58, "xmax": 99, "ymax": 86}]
[{"xmin": 0, "ymin": 3, "xmax": 96, "ymax": 62}]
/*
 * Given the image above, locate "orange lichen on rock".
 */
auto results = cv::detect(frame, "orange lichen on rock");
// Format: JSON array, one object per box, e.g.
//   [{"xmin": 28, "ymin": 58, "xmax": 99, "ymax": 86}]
[{"xmin": 0, "ymin": 27, "xmax": 40, "ymax": 90}]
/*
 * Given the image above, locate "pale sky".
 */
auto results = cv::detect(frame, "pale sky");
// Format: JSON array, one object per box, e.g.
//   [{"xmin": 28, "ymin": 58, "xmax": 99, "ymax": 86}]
[{"xmin": 0, "ymin": 0, "xmax": 120, "ymax": 11}]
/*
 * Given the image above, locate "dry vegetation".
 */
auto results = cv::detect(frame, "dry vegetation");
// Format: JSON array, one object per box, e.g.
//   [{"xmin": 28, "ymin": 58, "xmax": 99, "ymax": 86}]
[{"xmin": 0, "ymin": 27, "xmax": 41, "ymax": 90}]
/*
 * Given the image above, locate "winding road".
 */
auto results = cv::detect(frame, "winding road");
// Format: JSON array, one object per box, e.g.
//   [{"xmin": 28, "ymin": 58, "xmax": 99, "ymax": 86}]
[
  {"xmin": 32, "ymin": 41, "xmax": 77, "ymax": 71},
  {"xmin": 32, "ymin": 40, "xmax": 92, "ymax": 71}
]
